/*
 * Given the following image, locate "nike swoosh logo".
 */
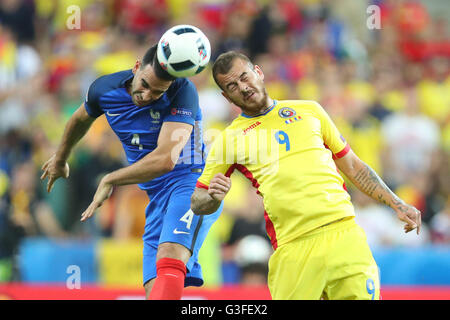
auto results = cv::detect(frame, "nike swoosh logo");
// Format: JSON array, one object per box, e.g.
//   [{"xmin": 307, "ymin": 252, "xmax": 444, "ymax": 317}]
[
  {"xmin": 106, "ymin": 111, "xmax": 121, "ymax": 116},
  {"xmin": 164, "ymin": 273, "xmax": 179, "ymax": 278},
  {"xmin": 173, "ymin": 229, "xmax": 190, "ymax": 235}
]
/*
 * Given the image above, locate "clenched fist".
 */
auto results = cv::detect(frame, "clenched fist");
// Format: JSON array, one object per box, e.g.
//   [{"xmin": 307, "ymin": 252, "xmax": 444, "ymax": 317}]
[{"xmin": 208, "ymin": 173, "xmax": 231, "ymax": 201}]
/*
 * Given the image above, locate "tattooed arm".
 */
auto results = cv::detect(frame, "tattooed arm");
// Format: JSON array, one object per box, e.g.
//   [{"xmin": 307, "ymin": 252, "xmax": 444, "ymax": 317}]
[{"xmin": 335, "ymin": 149, "xmax": 421, "ymax": 234}]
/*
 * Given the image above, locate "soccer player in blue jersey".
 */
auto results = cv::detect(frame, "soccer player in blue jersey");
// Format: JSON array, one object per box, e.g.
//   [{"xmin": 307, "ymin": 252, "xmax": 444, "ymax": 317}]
[{"xmin": 40, "ymin": 44, "xmax": 222, "ymax": 300}]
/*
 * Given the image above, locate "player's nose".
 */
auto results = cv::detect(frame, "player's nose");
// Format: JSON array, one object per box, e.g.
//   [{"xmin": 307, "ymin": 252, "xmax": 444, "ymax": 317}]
[
  {"xmin": 141, "ymin": 90, "xmax": 153, "ymax": 100},
  {"xmin": 239, "ymin": 83, "xmax": 249, "ymax": 94}
]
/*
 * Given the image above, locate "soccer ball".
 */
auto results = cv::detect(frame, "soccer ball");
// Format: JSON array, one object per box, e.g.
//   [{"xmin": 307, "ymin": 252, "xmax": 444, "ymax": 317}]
[{"xmin": 157, "ymin": 24, "xmax": 211, "ymax": 78}]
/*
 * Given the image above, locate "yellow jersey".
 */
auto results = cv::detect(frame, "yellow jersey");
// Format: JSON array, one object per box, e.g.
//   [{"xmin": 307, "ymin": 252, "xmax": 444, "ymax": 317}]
[{"xmin": 196, "ymin": 100, "xmax": 354, "ymax": 249}]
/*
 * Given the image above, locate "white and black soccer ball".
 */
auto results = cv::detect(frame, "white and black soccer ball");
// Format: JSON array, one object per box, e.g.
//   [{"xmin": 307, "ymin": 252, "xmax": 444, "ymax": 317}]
[{"xmin": 157, "ymin": 24, "xmax": 211, "ymax": 78}]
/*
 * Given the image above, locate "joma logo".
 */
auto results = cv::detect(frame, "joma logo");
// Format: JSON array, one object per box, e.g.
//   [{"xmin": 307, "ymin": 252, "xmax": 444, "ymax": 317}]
[{"xmin": 243, "ymin": 121, "xmax": 261, "ymax": 135}]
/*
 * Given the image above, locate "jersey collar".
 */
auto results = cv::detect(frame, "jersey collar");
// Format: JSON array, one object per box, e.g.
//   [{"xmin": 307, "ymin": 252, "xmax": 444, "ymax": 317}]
[
  {"xmin": 240, "ymin": 100, "xmax": 277, "ymax": 118},
  {"xmin": 120, "ymin": 69, "xmax": 135, "ymax": 88}
]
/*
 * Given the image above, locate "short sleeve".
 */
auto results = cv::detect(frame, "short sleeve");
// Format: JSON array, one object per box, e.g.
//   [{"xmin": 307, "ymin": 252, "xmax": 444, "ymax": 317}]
[
  {"xmin": 84, "ymin": 78, "xmax": 104, "ymax": 118},
  {"xmin": 196, "ymin": 132, "xmax": 235, "ymax": 189},
  {"xmin": 312, "ymin": 102, "xmax": 350, "ymax": 159},
  {"xmin": 163, "ymin": 79, "xmax": 198, "ymax": 126}
]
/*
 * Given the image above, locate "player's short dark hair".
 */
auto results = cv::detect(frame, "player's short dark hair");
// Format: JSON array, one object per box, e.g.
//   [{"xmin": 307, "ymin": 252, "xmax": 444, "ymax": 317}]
[
  {"xmin": 212, "ymin": 51, "xmax": 254, "ymax": 90},
  {"xmin": 141, "ymin": 44, "xmax": 176, "ymax": 81}
]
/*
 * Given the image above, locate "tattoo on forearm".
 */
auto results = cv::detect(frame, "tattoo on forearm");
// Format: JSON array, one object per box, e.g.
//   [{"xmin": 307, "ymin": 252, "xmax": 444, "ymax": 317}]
[
  {"xmin": 377, "ymin": 194, "xmax": 389, "ymax": 206},
  {"xmin": 388, "ymin": 196, "xmax": 408, "ymax": 213},
  {"xmin": 353, "ymin": 163, "xmax": 403, "ymax": 209},
  {"xmin": 353, "ymin": 164, "xmax": 383, "ymax": 196}
]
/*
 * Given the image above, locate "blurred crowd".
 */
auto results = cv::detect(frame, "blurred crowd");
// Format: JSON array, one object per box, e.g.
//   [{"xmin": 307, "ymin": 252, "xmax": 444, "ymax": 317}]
[{"xmin": 0, "ymin": 0, "xmax": 449, "ymax": 286}]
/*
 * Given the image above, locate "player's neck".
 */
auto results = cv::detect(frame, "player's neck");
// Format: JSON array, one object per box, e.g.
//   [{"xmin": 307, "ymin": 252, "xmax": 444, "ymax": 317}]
[
  {"xmin": 243, "ymin": 97, "xmax": 274, "ymax": 117},
  {"xmin": 262, "ymin": 98, "xmax": 275, "ymax": 113}
]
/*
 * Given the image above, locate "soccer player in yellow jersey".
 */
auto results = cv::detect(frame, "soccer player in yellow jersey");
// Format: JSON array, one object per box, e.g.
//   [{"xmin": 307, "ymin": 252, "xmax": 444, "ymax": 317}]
[{"xmin": 190, "ymin": 51, "xmax": 422, "ymax": 300}]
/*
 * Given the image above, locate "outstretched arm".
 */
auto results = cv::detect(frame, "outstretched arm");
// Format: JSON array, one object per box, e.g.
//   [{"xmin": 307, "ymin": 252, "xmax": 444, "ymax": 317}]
[
  {"xmin": 41, "ymin": 103, "xmax": 95, "ymax": 192},
  {"xmin": 335, "ymin": 149, "xmax": 422, "ymax": 234},
  {"xmin": 102, "ymin": 121, "xmax": 193, "ymax": 186},
  {"xmin": 80, "ymin": 121, "xmax": 193, "ymax": 222}
]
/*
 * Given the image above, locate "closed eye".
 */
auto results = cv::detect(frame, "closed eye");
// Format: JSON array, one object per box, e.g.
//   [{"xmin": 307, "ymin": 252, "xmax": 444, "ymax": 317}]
[
  {"xmin": 141, "ymin": 79, "xmax": 149, "ymax": 89},
  {"xmin": 142, "ymin": 79, "xmax": 164, "ymax": 97},
  {"xmin": 240, "ymin": 71, "xmax": 249, "ymax": 81}
]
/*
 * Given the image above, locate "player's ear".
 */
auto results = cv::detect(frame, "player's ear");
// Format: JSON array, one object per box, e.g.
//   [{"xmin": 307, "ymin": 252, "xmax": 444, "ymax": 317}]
[
  {"xmin": 132, "ymin": 60, "xmax": 141, "ymax": 74},
  {"xmin": 254, "ymin": 65, "xmax": 264, "ymax": 81}
]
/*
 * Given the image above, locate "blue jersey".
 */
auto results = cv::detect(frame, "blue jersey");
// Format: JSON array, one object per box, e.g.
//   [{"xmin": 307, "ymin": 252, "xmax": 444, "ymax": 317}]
[{"xmin": 84, "ymin": 70, "xmax": 206, "ymax": 191}]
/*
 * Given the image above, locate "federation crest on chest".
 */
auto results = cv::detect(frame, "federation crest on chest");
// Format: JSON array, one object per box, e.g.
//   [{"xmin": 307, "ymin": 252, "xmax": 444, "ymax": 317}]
[
  {"xmin": 278, "ymin": 107, "xmax": 302, "ymax": 124},
  {"xmin": 278, "ymin": 107, "xmax": 296, "ymax": 118},
  {"xmin": 150, "ymin": 109, "xmax": 161, "ymax": 123}
]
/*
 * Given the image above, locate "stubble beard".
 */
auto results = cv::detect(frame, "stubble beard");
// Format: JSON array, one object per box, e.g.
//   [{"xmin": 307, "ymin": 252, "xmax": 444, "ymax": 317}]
[{"xmin": 239, "ymin": 88, "xmax": 269, "ymax": 116}]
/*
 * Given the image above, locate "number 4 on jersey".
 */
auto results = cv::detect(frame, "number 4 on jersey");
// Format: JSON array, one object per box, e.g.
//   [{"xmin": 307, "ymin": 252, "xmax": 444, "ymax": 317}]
[
  {"xmin": 180, "ymin": 209, "xmax": 194, "ymax": 230},
  {"xmin": 131, "ymin": 133, "xmax": 143, "ymax": 150}
]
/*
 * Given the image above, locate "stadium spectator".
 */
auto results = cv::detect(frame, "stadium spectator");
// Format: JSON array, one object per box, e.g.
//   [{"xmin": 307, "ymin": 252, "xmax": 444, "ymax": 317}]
[
  {"xmin": 429, "ymin": 197, "xmax": 450, "ymax": 244},
  {"xmin": 353, "ymin": 189, "xmax": 430, "ymax": 248},
  {"xmin": 0, "ymin": 0, "xmax": 36, "ymax": 44},
  {"xmin": 114, "ymin": 0, "xmax": 169, "ymax": 37},
  {"xmin": 380, "ymin": 87, "xmax": 441, "ymax": 188}
]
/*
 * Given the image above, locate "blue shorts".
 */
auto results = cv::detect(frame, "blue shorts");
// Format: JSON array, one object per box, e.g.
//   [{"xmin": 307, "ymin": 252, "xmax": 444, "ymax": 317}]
[{"xmin": 142, "ymin": 171, "xmax": 221, "ymax": 287}]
